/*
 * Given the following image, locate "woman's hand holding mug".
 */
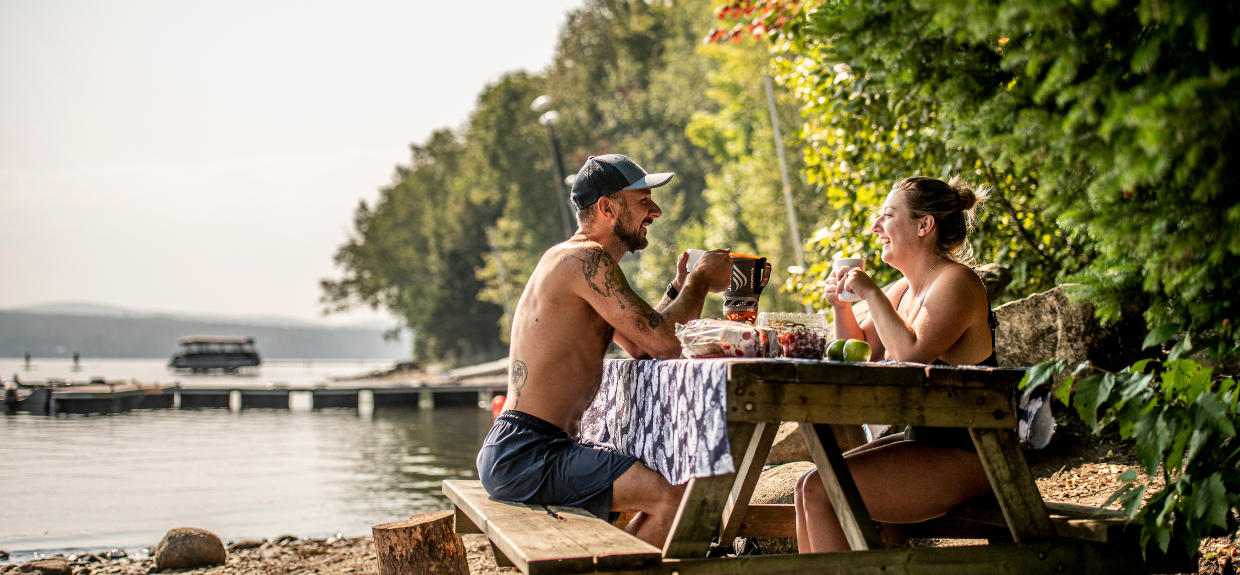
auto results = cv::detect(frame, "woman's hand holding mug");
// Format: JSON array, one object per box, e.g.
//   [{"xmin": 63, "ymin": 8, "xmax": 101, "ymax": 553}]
[{"xmin": 826, "ymin": 257, "xmax": 876, "ymax": 306}]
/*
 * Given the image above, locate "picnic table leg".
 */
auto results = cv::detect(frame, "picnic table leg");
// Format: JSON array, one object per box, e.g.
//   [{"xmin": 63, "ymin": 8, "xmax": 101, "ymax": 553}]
[
  {"xmin": 969, "ymin": 428, "xmax": 1055, "ymax": 542},
  {"xmin": 718, "ymin": 420, "xmax": 779, "ymax": 543},
  {"xmin": 799, "ymin": 422, "xmax": 884, "ymax": 551},
  {"xmin": 662, "ymin": 422, "xmax": 756, "ymax": 559}
]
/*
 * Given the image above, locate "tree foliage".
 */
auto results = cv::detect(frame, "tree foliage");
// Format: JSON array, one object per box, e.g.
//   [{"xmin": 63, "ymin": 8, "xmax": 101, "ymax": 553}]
[
  {"xmin": 320, "ymin": 128, "xmax": 507, "ymax": 364},
  {"xmin": 324, "ymin": 0, "xmax": 822, "ymax": 362},
  {"xmin": 713, "ymin": 0, "xmax": 1240, "ymax": 357},
  {"xmin": 709, "ymin": 1, "xmax": 1240, "ymax": 552},
  {"xmin": 683, "ymin": 40, "xmax": 830, "ymax": 312}
]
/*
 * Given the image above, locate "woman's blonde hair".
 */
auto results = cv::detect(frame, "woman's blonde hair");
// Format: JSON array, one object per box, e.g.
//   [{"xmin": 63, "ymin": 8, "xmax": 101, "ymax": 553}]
[{"xmin": 893, "ymin": 176, "xmax": 989, "ymax": 264}]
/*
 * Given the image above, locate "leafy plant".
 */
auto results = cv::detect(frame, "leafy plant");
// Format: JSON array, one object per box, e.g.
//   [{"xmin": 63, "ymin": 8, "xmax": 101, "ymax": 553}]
[
  {"xmin": 710, "ymin": 0, "xmax": 1082, "ymax": 309},
  {"xmin": 1021, "ymin": 331, "xmax": 1240, "ymax": 556},
  {"xmin": 711, "ymin": 0, "xmax": 1240, "ymax": 361}
]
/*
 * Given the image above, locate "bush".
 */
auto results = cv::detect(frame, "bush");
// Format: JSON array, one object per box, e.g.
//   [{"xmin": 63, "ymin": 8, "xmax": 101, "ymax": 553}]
[{"xmin": 1022, "ymin": 330, "xmax": 1239, "ymax": 556}]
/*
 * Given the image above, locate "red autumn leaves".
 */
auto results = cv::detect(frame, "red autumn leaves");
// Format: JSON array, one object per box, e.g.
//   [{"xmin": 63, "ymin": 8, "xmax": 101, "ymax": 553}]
[{"xmin": 704, "ymin": 0, "xmax": 800, "ymax": 44}]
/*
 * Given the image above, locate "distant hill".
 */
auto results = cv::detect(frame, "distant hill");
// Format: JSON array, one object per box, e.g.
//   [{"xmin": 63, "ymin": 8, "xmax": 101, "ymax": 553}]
[
  {"xmin": 9, "ymin": 302, "xmax": 393, "ymax": 330},
  {"xmin": 0, "ymin": 304, "xmax": 411, "ymax": 359}
]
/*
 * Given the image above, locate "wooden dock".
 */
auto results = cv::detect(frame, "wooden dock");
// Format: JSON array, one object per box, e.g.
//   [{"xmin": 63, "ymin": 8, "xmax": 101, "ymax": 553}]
[{"xmin": 3, "ymin": 358, "xmax": 510, "ymax": 416}]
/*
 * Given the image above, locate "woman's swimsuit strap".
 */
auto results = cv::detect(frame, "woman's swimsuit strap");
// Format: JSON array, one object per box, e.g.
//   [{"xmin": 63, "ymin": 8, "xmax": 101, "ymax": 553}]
[{"xmin": 896, "ymin": 275, "xmax": 1000, "ymax": 367}]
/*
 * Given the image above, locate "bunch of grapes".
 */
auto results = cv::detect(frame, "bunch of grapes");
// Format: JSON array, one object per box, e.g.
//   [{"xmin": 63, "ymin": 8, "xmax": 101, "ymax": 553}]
[{"xmin": 777, "ymin": 330, "xmax": 825, "ymax": 359}]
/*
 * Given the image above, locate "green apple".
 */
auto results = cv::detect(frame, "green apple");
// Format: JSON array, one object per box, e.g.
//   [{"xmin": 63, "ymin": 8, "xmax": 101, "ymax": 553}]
[
  {"xmin": 843, "ymin": 339, "xmax": 871, "ymax": 362},
  {"xmin": 826, "ymin": 339, "xmax": 847, "ymax": 361}
]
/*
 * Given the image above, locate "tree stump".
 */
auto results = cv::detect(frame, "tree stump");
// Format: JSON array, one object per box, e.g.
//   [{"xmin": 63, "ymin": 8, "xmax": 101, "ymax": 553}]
[{"xmin": 373, "ymin": 510, "xmax": 469, "ymax": 575}]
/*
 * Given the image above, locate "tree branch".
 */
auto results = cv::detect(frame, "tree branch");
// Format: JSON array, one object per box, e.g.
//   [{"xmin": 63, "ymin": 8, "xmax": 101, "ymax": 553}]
[{"xmin": 984, "ymin": 163, "xmax": 1060, "ymax": 271}]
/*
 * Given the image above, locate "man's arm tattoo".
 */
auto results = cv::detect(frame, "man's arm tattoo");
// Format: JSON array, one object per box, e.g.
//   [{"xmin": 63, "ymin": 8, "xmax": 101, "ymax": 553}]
[
  {"xmin": 509, "ymin": 360, "xmax": 528, "ymax": 408},
  {"xmin": 572, "ymin": 248, "xmax": 669, "ymax": 330}
]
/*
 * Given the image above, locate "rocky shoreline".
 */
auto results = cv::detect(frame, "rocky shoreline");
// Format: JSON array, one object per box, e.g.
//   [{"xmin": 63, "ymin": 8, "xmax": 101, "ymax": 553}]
[
  {"xmin": 3, "ymin": 507, "xmax": 1234, "ymax": 575},
  {"xmin": 0, "ymin": 534, "xmax": 518, "ymax": 575}
]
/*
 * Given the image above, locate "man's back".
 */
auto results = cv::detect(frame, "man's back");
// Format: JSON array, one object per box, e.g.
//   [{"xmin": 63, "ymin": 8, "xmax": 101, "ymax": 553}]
[{"xmin": 504, "ymin": 239, "xmax": 621, "ymax": 435}]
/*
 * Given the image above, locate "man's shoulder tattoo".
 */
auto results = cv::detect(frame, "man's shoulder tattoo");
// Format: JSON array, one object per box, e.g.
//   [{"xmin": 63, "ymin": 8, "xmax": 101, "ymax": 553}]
[
  {"xmin": 570, "ymin": 247, "xmax": 619, "ymax": 301},
  {"xmin": 569, "ymin": 247, "xmax": 667, "ymax": 331}
]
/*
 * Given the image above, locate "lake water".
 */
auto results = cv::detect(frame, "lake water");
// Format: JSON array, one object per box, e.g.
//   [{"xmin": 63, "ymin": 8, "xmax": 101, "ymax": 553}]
[{"xmin": 0, "ymin": 359, "xmax": 494, "ymax": 564}]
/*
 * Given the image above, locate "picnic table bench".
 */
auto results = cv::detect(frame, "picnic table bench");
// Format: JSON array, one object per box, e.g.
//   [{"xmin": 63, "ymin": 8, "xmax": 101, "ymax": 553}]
[{"xmin": 442, "ymin": 359, "xmax": 1196, "ymax": 575}]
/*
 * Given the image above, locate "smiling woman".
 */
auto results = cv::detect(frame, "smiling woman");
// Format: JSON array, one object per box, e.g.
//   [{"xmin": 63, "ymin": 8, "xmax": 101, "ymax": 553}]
[
  {"xmin": 795, "ymin": 175, "xmax": 1000, "ymax": 554},
  {"xmin": 828, "ymin": 176, "xmax": 994, "ymax": 366}
]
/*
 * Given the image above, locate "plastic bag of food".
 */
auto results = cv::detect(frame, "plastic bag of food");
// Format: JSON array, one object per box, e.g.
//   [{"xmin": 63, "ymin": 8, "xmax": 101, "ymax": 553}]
[
  {"xmin": 675, "ymin": 318, "xmax": 779, "ymax": 358},
  {"xmin": 757, "ymin": 312, "xmax": 831, "ymax": 359}
]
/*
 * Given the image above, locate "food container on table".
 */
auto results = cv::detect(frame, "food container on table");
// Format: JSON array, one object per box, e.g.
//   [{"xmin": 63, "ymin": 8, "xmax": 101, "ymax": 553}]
[
  {"xmin": 722, "ymin": 253, "xmax": 771, "ymax": 324},
  {"xmin": 676, "ymin": 319, "xmax": 779, "ymax": 358},
  {"xmin": 756, "ymin": 312, "xmax": 831, "ymax": 359}
]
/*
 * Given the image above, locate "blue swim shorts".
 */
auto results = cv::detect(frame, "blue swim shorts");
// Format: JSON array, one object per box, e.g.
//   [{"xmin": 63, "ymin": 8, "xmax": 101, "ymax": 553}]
[{"xmin": 477, "ymin": 410, "xmax": 639, "ymax": 520}]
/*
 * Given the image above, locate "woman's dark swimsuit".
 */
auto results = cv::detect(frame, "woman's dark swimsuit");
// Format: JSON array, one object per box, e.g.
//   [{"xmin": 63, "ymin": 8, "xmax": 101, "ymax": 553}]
[{"xmin": 896, "ymin": 283, "xmax": 1000, "ymax": 453}]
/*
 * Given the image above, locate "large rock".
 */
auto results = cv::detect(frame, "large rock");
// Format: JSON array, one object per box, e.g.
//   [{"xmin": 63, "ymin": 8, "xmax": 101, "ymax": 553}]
[
  {"xmin": 766, "ymin": 423, "xmax": 872, "ymax": 466},
  {"xmin": 752, "ymin": 461, "xmax": 814, "ymax": 505},
  {"xmin": 765, "ymin": 422, "xmax": 809, "ymax": 465},
  {"xmin": 735, "ymin": 462, "xmax": 815, "ymax": 555},
  {"xmin": 154, "ymin": 527, "xmax": 227, "ymax": 570},
  {"xmin": 994, "ymin": 285, "xmax": 1147, "ymax": 370},
  {"xmin": 14, "ymin": 559, "xmax": 71, "ymax": 575},
  {"xmin": 974, "ymin": 263, "xmax": 1013, "ymax": 302}
]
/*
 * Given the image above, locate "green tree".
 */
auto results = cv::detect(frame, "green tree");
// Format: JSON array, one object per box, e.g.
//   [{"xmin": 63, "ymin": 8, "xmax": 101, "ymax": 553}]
[
  {"xmin": 713, "ymin": 0, "xmax": 1240, "ymax": 556},
  {"xmin": 710, "ymin": 1, "xmax": 1081, "ymax": 312},
  {"xmin": 685, "ymin": 40, "xmax": 829, "ymax": 312},
  {"xmin": 714, "ymin": 0, "xmax": 1239, "ymax": 359},
  {"xmin": 320, "ymin": 129, "xmax": 506, "ymax": 364},
  {"xmin": 540, "ymin": 0, "xmax": 721, "ymax": 299},
  {"xmin": 326, "ymin": 0, "xmax": 743, "ymax": 359},
  {"xmin": 465, "ymin": 72, "xmax": 568, "ymax": 341}
]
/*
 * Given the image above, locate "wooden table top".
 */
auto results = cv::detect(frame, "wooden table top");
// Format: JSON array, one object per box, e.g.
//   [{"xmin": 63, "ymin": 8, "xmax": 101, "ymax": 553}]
[{"xmin": 722, "ymin": 358, "xmax": 1027, "ymax": 389}]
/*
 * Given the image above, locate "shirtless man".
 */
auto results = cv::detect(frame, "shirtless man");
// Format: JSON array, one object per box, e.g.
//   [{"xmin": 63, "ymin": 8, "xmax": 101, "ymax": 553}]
[{"xmin": 476, "ymin": 154, "xmax": 733, "ymax": 547}]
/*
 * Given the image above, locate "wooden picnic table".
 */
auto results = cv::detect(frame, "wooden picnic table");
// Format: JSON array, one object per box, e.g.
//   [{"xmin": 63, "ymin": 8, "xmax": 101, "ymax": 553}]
[
  {"xmin": 447, "ymin": 358, "xmax": 1193, "ymax": 575},
  {"xmin": 653, "ymin": 358, "xmax": 1191, "ymax": 574},
  {"xmin": 662, "ymin": 359, "xmax": 1031, "ymax": 550}
]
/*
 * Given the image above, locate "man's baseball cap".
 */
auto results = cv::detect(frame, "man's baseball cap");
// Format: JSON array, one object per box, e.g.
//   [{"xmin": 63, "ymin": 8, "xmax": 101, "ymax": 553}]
[{"xmin": 570, "ymin": 154, "xmax": 674, "ymax": 210}]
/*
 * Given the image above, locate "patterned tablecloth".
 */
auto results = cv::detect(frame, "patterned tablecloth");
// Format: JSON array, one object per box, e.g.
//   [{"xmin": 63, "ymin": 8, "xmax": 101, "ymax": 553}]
[
  {"xmin": 580, "ymin": 359, "xmax": 733, "ymax": 486},
  {"xmin": 578, "ymin": 358, "xmax": 1054, "ymax": 486}
]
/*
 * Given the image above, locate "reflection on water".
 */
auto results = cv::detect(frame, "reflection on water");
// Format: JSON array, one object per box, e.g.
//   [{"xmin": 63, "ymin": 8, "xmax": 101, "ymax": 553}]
[{"xmin": 0, "ymin": 406, "xmax": 492, "ymax": 560}]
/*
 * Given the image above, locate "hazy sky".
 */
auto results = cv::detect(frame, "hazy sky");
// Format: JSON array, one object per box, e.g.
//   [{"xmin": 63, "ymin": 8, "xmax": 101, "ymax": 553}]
[{"xmin": 0, "ymin": 0, "xmax": 583, "ymax": 325}]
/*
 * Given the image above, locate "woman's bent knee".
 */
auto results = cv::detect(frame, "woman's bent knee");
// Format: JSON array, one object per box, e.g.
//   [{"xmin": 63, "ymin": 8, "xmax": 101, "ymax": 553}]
[{"xmin": 797, "ymin": 468, "xmax": 817, "ymax": 488}]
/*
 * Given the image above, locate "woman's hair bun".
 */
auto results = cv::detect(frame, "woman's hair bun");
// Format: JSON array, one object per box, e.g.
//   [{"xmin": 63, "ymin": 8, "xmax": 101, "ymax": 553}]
[
  {"xmin": 946, "ymin": 175, "xmax": 989, "ymax": 213},
  {"xmin": 896, "ymin": 174, "xmax": 991, "ymax": 264}
]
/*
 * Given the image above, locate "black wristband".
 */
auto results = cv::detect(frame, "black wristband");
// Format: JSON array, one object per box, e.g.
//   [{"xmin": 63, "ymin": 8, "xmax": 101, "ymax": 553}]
[{"xmin": 665, "ymin": 281, "xmax": 680, "ymax": 301}]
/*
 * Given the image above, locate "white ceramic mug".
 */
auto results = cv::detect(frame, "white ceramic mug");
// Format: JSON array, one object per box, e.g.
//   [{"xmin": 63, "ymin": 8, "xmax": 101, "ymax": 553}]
[
  {"xmin": 832, "ymin": 258, "xmax": 866, "ymax": 302},
  {"xmin": 686, "ymin": 249, "xmax": 706, "ymax": 273}
]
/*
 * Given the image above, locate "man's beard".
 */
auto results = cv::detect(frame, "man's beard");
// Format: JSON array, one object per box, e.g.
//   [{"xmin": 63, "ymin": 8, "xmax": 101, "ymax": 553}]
[{"xmin": 613, "ymin": 213, "xmax": 648, "ymax": 253}]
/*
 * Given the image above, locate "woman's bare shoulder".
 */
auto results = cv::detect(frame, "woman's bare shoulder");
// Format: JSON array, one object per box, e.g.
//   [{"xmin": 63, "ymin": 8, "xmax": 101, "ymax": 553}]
[{"xmin": 937, "ymin": 263, "xmax": 989, "ymax": 303}]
